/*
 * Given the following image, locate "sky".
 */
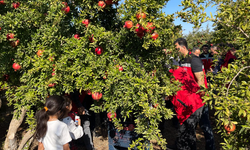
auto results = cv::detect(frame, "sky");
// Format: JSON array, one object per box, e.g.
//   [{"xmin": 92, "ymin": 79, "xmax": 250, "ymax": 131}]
[{"xmin": 163, "ymin": 0, "xmax": 217, "ymax": 35}]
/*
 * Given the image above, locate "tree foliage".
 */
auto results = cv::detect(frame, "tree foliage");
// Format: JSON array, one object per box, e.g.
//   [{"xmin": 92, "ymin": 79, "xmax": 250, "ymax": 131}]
[
  {"xmin": 184, "ymin": 26, "xmax": 214, "ymax": 50},
  {"xmin": 179, "ymin": 0, "xmax": 250, "ymax": 149},
  {"xmin": 0, "ymin": 0, "xmax": 181, "ymax": 149}
]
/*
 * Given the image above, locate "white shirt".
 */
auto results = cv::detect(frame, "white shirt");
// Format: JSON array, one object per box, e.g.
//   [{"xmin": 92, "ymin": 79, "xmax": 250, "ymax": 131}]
[
  {"xmin": 62, "ymin": 116, "xmax": 83, "ymax": 140},
  {"xmin": 38, "ymin": 120, "xmax": 72, "ymax": 150}
]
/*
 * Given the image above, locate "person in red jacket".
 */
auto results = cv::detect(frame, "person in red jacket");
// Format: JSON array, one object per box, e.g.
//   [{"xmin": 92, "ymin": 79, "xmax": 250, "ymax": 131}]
[
  {"xmin": 200, "ymin": 45, "xmax": 213, "ymax": 74},
  {"xmin": 166, "ymin": 38, "xmax": 206, "ymax": 150},
  {"xmin": 221, "ymin": 44, "xmax": 237, "ymax": 69}
]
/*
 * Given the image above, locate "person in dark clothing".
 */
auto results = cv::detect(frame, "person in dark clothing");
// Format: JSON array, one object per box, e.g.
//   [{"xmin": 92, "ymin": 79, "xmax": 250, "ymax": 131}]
[
  {"xmin": 166, "ymin": 38, "xmax": 205, "ymax": 150},
  {"xmin": 200, "ymin": 45, "xmax": 213, "ymax": 74},
  {"xmin": 192, "ymin": 47, "xmax": 216, "ymax": 150},
  {"xmin": 70, "ymin": 90, "xmax": 95, "ymax": 150}
]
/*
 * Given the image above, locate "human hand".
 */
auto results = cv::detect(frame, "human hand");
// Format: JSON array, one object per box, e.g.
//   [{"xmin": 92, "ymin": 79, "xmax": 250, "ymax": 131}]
[{"xmin": 78, "ymin": 107, "xmax": 85, "ymax": 115}]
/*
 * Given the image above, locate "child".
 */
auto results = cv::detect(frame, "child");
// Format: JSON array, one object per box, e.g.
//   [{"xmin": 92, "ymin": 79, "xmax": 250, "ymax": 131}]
[
  {"xmin": 61, "ymin": 96, "xmax": 83, "ymax": 140},
  {"xmin": 35, "ymin": 95, "xmax": 72, "ymax": 150}
]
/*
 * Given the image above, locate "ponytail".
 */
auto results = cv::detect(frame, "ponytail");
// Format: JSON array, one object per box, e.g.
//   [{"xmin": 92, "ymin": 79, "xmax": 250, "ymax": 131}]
[
  {"xmin": 35, "ymin": 107, "xmax": 49, "ymax": 139},
  {"xmin": 35, "ymin": 95, "xmax": 65, "ymax": 140}
]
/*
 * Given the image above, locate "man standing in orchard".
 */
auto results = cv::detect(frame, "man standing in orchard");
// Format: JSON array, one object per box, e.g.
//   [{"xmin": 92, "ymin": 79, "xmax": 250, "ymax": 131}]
[{"xmin": 174, "ymin": 38, "xmax": 215, "ymax": 150}]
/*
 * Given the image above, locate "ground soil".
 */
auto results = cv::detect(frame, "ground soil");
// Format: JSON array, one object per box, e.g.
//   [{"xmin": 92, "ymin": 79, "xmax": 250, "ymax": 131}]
[{"xmin": 0, "ymin": 97, "xmax": 222, "ymax": 150}]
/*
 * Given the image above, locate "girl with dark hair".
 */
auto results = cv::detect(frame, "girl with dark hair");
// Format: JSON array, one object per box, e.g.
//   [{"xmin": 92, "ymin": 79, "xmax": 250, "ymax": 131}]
[
  {"xmin": 61, "ymin": 96, "xmax": 83, "ymax": 149},
  {"xmin": 35, "ymin": 95, "xmax": 72, "ymax": 150}
]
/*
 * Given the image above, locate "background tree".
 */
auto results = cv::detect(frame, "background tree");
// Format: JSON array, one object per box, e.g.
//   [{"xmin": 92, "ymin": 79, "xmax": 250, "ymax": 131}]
[
  {"xmin": 179, "ymin": 0, "xmax": 250, "ymax": 149},
  {"xmin": 184, "ymin": 26, "xmax": 214, "ymax": 50}
]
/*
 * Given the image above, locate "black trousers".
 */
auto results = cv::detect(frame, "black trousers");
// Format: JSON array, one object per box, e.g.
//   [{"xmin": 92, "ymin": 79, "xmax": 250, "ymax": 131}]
[{"xmin": 176, "ymin": 106, "xmax": 204, "ymax": 150}]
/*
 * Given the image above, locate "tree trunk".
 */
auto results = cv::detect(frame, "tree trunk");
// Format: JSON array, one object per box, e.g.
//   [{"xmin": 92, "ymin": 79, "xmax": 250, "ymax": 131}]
[
  {"xmin": 4, "ymin": 108, "xmax": 27, "ymax": 150},
  {"xmin": 17, "ymin": 130, "xmax": 34, "ymax": 150}
]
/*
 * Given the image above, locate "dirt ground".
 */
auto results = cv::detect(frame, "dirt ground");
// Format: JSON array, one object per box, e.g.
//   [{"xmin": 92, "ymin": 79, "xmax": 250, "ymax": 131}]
[{"xmin": 0, "ymin": 97, "xmax": 222, "ymax": 150}]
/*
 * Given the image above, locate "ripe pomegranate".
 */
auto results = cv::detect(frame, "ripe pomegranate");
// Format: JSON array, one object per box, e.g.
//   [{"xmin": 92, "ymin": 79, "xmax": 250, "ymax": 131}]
[
  {"xmin": 224, "ymin": 123, "xmax": 236, "ymax": 134},
  {"xmin": 151, "ymin": 33, "xmax": 159, "ymax": 40},
  {"xmin": 74, "ymin": 34, "xmax": 80, "ymax": 39},
  {"xmin": 98, "ymin": 1, "xmax": 106, "ymax": 8},
  {"xmin": 12, "ymin": 2, "xmax": 20, "ymax": 9},
  {"xmin": 48, "ymin": 83, "xmax": 56, "ymax": 87},
  {"xmin": 6, "ymin": 33, "xmax": 14, "ymax": 40},
  {"xmin": 135, "ymin": 24, "xmax": 145, "ymax": 33},
  {"xmin": 10, "ymin": 40, "xmax": 20, "ymax": 47},
  {"xmin": 52, "ymin": 72, "xmax": 55, "ymax": 76},
  {"xmin": 92, "ymin": 92, "xmax": 102, "ymax": 101},
  {"xmin": 124, "ymin": 21, "xmax": 133, "ymax": 29},
  {"xmin": 136, "ymin": 12, "xmax": 146, "ymax": 20},
  {"xmin": 62, "ymin": 6, "xmax": 70, "ymax": 14},
  {"xmin": 82, "ymin": 19, "xmax": 90, "ymax": 27},
  {"xmin": 118, "ymin": 65, "xmax": 123, "ymax": 71},
  {"xmin": 105, "ymin": 0, "xmax": 113, "ymax": 5},
  {"xmin": 12, "ymin": 63, "xmax": 21, "ymax": 71},
  {"xmin": 146, "ymin": 22, "xmax": 155, "ymax": 33},
  {"xmin": 87, "ymin": 90, "xmax": 92, "ymax": 95},
  {"xmin": 128, "ymin": 124, "xmax": 135, "ymax": 131},
  {"xmin": 0, "ymin": 1, "xmax": 5, "ymax": 4},
  {"xmin": 37, "ymin": 50, "xmax": 44, "ymax": 57},
  {"xmin": 95, "ymin": 46, "xmax": 103, "ymax": 55},
  {"xmin": 107, "ymin": 112, "xmax": 117, "ymax": 121},
  {"xmin": 0, "ymin": 27, "xmax": 1, "ymax": 31}
]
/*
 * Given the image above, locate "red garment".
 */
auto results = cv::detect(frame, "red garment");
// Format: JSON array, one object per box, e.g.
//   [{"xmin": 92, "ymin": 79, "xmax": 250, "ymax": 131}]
[
  {"xmin": 181, "ymin": 65, "xmax": 208, "ymax": 89},
  {"xmin": 169, "ymin": 67, "xmax": 204, "ymax": 125},
  {"xmin": 200, "ymin": 53, "xmax": 213, "ymax": 73},
  {"xmin": 221, "ymin": 51, "xmax": 237, "ymax": 69}
]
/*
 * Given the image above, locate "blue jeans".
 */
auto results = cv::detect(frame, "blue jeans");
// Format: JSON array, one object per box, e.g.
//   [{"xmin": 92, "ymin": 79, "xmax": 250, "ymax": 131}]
[{"xmin": 199, "ymin": 105, "xmax": 215, "ymax": 150}]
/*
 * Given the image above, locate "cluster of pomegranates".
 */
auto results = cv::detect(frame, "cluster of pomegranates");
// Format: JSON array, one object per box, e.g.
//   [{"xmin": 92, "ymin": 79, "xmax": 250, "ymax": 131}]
[
  {"xmin": 86, "ymin": 90, "xmax": 103, "ymax": 101},
  {"xmin": 98, "ymin": 0, "xmax": 118, "ymax": 9},
  {"xmin": 124, "ymin": 12, "xmax": 159, "ymax": 40},
  {"xmin": 6, "ymin": 33, "xmax": 20, "ymax": 48}
]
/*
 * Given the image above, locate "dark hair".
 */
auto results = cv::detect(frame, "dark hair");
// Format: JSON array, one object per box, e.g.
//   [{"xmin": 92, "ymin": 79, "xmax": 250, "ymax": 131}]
[
  {"xmin": 174, "ymin": 38, "xmax": 188, "ymax": 49},
  {"xmin": 192, "ymin": 47, "xmax": 200, "ymax": 53},
  {"xmin": 201, "ymin": 44, "xmax": 209, "ymax": 49},
  {"xmin": 35, "ymin": 95, "xmax": 65, "ymax": 140},
  {"xmin": 61, "ymin": 96, "xmax": 72, "ymax": 117}
]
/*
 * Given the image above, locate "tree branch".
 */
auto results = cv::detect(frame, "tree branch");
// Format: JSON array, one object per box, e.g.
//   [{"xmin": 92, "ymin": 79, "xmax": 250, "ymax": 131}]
[
  {"xmin": 226, "ymin": 66, "xmax": 250, "ymax": 97},
  {"xmin": 4, "ymin": 107, "xmax": 27, "ymax": 150},
  {"xmin": 224, "ymin": 23, "xmax": 249, "ymax": 38},
  {"xmin": 17, "ymin": 130, "xmax": 35, "ymax": 150},
  {"xmin": 213, "ymin": 19, "xmax": 250, "ymax": 38}
]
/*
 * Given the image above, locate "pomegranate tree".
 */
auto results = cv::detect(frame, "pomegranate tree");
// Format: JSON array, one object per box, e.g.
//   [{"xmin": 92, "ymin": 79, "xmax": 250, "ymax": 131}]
[{"xmin": 0, "ymin": 0, "xmax": 185, "ymax": 149}]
